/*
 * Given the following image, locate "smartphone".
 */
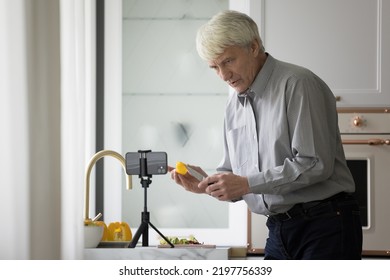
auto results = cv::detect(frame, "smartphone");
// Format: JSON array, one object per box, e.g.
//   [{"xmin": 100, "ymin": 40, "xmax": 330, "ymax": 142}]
[{"xmin": 125, "ymin": 151, "xmax": 167, "ymax": 176}]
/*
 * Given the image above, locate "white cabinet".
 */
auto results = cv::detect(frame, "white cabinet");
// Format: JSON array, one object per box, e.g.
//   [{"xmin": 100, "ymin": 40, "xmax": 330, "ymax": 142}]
[
  {"xmin": 233, "ymin": 0, "xmax": 390, "ymax": 107},
  {"xmin": 263, "ymin": 0, "xmax": 390, "ymax": 107}
]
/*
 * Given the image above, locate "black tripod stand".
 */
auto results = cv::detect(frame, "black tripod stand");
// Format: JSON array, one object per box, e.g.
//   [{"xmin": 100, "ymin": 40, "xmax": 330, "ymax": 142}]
[{"xmin": 128, "ymin": 151, "xmax": 174, "ymax": 248}]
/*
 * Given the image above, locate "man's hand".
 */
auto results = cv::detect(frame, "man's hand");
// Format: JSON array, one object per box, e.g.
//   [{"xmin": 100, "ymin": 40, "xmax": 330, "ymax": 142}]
[
  {"xmin": 168, "ymin": 165, "xmax": 208, "ymax": 194},
  {"xmin": 199, "ymin": 172, "xmax": 250, "ymax": 201}
]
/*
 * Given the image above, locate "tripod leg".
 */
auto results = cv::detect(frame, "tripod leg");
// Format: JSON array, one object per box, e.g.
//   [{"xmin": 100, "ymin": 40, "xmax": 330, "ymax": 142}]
[
  {"xmin": 148, "ymin": 222, "xmax": 174, "ymax": 248},
  {"xmin": 128, "ymin": 222, "xmax": 148, "ymax": 248}
]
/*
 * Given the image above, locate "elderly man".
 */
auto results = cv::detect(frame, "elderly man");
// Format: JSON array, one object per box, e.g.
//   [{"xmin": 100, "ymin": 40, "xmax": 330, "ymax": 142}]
[{"xmin": 169, "ymin": 10, "xmax": 362, "ymax": 260}]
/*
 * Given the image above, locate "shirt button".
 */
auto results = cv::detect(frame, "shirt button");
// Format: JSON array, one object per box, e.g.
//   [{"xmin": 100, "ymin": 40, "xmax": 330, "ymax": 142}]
[{"xmin": 253, "ymin": 134, "xmax": 256, "ymax": 140}]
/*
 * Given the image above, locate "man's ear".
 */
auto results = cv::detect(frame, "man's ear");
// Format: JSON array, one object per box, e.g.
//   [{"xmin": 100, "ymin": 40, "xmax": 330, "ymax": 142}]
[{"xmin": 251, "ymin": 39, "xmax": 260, "ymax": 57}]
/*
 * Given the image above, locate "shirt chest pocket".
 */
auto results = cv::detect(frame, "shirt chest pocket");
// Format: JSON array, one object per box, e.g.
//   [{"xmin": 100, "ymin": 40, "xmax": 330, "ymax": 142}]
[{"xmin": 227, "ymin": 125, "xmax": 249, "ymax": 172}]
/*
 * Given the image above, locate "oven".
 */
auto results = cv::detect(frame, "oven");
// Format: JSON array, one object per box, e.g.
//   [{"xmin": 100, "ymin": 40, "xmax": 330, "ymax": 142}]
[{"xmin": 338, "ymin": 108, "xmax": 390, "ymax": 257}]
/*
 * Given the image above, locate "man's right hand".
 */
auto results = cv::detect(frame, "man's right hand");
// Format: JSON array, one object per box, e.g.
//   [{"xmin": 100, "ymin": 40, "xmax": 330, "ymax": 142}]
[{"xmin": 168, "ymin": 165, "xmax": 208, "ymax": 194}]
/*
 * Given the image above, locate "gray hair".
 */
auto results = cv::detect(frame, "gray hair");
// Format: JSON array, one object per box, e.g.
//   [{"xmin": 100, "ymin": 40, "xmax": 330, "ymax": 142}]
[{"xmin": 196, "ymin": 10, "xmax": 265, "ymax": 61}]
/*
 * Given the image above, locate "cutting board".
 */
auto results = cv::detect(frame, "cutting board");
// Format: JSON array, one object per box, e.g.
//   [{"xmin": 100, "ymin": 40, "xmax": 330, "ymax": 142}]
[{"xmin": 158, "ymin": 244, "xmax": 216, "ymax": 248}]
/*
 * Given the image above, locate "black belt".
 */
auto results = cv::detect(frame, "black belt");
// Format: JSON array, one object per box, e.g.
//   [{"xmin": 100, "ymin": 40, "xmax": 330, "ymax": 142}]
[{"xmin": 270, "ymin": 192, "xmax": 353, "ymax": 222}]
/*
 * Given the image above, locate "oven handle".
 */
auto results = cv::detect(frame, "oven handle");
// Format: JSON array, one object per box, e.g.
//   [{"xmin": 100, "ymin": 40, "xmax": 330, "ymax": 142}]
[{"xmin": 342, "ymin": 138, "xmax": 390, "ymax": 145}]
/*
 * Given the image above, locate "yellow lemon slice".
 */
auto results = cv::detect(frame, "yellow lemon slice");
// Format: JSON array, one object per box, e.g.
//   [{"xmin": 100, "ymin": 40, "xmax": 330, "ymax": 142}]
[{"xmin": 176, "ymin": 161, "xmax": 188, "ymax": 175}]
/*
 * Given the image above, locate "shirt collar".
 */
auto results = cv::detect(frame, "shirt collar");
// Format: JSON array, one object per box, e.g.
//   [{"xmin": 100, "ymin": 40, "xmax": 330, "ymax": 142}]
[
  {"xmin": 238, "ymin": 53, "xmax": 276, "ymax": 105},
  {"xmin": 249, "ymin": 53, "xmax": 275, "ymax": 95}
]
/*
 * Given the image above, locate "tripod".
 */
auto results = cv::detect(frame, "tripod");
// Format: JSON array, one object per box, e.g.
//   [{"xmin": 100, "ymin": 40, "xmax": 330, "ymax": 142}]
[{"xmin": 128, "ymin": 151, "xmax": 174, "ymax": 248}]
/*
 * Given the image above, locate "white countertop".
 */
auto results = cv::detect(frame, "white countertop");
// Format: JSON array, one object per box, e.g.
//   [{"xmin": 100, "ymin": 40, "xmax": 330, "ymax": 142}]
[{"xmin": 84, "ymin": 246, "xmax": 231, "ymax": 260}]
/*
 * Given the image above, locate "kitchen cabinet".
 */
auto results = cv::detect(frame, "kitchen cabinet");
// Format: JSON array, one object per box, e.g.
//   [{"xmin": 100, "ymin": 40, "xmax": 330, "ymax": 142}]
[
  {"xmin": 233, "ymin": 0, "xmax": 390, "ymax": 107},
  {"xmin": 266, "ymin": 0, "xmax": 390, "ymax": 107}
]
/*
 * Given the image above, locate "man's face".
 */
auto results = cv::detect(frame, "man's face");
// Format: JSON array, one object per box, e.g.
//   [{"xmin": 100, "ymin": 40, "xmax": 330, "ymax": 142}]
[{"xmin": 208, "ymin": 42, "xmax": 260, "ymax": 94}]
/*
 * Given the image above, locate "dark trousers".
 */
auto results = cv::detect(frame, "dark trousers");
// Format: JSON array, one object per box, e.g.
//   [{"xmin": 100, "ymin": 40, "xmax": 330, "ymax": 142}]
[{"xmin": 264, "ymin": 193, "xmax": 363, "ymax": 260}]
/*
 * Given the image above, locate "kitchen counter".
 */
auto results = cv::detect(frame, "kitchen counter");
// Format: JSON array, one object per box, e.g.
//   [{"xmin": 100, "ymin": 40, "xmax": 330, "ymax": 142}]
[{"xmin": 84, "ymin": 246, "xmax": 231, "ymax": 260}]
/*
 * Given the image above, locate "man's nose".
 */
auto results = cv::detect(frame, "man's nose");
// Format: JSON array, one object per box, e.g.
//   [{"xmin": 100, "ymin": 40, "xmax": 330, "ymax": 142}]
[{"xmin": 219, "ymin": 68, "xmax": 231, "ymax": 81}]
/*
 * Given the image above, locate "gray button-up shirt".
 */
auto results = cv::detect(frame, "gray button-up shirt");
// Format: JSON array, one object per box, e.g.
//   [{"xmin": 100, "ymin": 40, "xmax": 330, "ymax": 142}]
[{"xmin": 217, "ymin": 54, "xmax": 355, "ymax": 215}]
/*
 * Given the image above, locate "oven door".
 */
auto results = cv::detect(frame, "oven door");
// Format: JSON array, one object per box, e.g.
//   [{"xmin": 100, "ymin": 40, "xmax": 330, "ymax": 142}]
[{"xmin": 342, "ymin": 135, "xmax": 390, "ymax": 256}]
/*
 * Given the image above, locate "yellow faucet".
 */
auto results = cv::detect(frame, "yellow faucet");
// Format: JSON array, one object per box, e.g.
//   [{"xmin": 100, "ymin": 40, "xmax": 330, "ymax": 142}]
[{"xmin": 84, "ymin": 150, "xmax": 132, "ymax": 221}]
